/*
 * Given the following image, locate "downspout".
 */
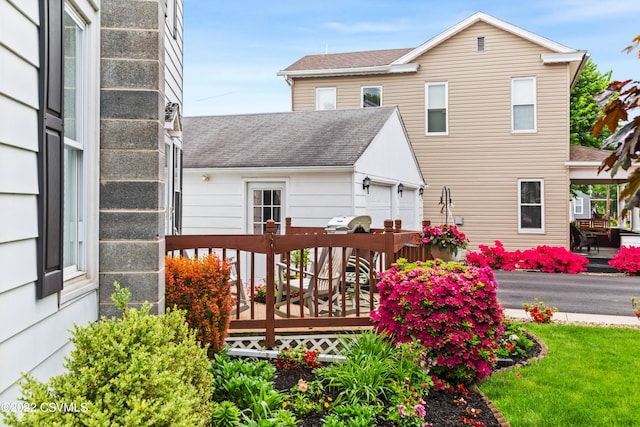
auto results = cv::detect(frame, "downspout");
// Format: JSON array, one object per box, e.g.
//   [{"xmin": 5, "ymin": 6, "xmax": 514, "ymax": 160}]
[{"xmin": 283, "ymin": 75, "xmax": 294, "ymax": 111}]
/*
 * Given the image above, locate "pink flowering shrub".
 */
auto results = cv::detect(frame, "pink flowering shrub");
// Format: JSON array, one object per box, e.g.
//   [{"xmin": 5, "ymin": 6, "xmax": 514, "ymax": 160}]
[
  {"xmin": 371, "ymin": 259, "xmax": 504, "ymax": 386},
  {"xmin": 464, "ymin": 240, "xmax": 519, "ymax": 270},
  {"xmin": 465, "ymin": 241, "xmax": 588, "ymax": 274},
  {"xmin": 609, "ymin": 246, "xmax": 640, "ymax": 275}
]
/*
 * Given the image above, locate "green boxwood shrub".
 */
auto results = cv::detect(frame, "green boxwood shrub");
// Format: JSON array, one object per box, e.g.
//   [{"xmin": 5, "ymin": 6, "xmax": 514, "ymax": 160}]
[{"xmin": 1, "ymin": 283, "xmax": 213, "ymax": 427}]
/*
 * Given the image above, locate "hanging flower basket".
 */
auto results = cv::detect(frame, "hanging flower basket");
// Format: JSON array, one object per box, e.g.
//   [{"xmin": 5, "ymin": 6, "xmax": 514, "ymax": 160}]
[{"xmin": 416, "ymin": 223, "xmax": 469, "ymax": 261}]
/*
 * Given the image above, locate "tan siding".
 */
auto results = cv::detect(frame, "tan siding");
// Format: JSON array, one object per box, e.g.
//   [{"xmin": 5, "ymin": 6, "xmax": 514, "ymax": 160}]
[{"xmin": 290, "ymin": 21, "xmax": 573, "ymax": 250}]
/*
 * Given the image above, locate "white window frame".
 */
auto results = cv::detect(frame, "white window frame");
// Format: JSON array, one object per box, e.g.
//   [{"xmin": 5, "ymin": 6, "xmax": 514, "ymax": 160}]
[
  {"xmin": 60, "ymin": 0, "xmax": 100, "ymax": 304},
  {"xmin": 316, "ymin": 87, "xmax": 336, "ymax": 110},
  {"xmin": 425, "ymin": 82, "xmax": 448, "ymax": 135},
  {"xmin": 361, "ymin": 86, "xmax": 382, "ymax": 108},
  {"xmin": 512, "ymin": 77, "xmax": 537, "ymax": 132},
  {"xmin": 62, "ymin": 5, "xmax": 87, "ymax": 281},
  {"xmin": 574, "ymin": 197, "xmax": 584, "ymax": 215},
  {"xmin": 518, "ymin": 179, "xmax": 544, "ymax": 233}
]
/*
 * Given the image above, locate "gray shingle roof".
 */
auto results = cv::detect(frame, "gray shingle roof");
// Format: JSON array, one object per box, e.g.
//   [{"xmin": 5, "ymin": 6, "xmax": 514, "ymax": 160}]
[
  {"xmin": 183, "ymin": 107, "xmax": 397, "ymax": 169},
  {"xmin": 281, "ymin": 48, "xmax": 413, "ymax": 72},
  {"xmin": 569, "ymin": 145, "xmax": 612, "ymax": 162}
]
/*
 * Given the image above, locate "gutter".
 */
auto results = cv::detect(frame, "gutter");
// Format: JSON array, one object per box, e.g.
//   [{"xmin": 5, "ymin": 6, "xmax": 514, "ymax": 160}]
[{"xmin": 276, "ymin": 63, "xmax": 419, "ymax": 79}]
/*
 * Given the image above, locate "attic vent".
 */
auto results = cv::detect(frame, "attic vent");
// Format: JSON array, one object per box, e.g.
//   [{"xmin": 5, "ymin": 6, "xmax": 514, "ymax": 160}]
[{"xmin": 477, "ymin": 36, "xmax": 485, "ymax": 52}]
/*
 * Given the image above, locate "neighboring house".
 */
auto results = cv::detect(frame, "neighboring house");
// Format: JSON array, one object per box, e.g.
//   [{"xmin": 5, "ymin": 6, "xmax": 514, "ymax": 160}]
[
  {"xmin": 567, "ymin": 144, "xmax": 637, "ymax": 232},
  {"xmin": 0, "ymin": 0, "xmax": 183, "ymax": 413},
  {"xmin": 181, "ymin": 107, "xmax": 425, "ymax": 237},
  {"xmin": 278, "ymin": 12, "xmax": 589, "ymax": 250},
  {"xmin": 571, "ymin": 190, "xmax": 591, "ymax": 221}
]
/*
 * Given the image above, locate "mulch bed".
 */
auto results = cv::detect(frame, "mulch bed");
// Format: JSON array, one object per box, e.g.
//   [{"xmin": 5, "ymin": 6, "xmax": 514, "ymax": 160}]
[{"xmin": 272, "ymin": 331, "xmax": 543, "ymax": 427}]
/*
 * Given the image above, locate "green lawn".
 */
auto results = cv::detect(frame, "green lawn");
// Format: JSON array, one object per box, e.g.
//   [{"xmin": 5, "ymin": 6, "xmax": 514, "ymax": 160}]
[{"xmin": 479, "ymin": 323, "xmax": 640, "ymax": 427}]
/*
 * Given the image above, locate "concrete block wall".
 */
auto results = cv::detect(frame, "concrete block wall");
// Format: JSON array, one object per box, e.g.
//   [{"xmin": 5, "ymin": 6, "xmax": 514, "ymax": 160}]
[{"xmin": 99, "ymin": 0, "xmax": 167, "ymax": 316}]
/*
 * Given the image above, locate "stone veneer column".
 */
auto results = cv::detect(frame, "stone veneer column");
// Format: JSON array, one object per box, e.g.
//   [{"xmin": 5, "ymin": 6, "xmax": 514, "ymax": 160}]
[{"xmin": 99, "ymin": 0, "xmax": 166, "ymax": 316}]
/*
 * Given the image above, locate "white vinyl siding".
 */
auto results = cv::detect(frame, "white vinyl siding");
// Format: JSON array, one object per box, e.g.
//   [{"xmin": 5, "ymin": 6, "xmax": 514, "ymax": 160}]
[
  {"xmin": 512, "ymin": 77, "xmax": 536, "ymax": 132},
  {"xmin": 518, "ymin": 179, "xmax": 544, "ymax": 233},
  {"xmin": 361, "ymin": 86, "xmax": 381, "ymax": 108},
  {"xmin": 316, "ymin": 87, "xmax": 336, "ymax": 110},
  {"xmin": 425, "ymin": 82, "xmax": 447, "ymax": 135}
]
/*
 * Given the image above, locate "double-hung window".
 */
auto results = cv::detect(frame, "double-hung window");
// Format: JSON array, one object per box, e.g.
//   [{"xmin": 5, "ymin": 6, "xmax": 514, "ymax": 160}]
[
  {"xmin": 316, "ymin": 87, "xmax": 336, "ymax": 110},
  {"xmin": 512, "ymin": 77, "xmax": 536, "ymax": 132},
  {"xmin": 518, "ymin": 179, "xmax": 544, "ymax": 232},
  {"xmin": 361, "ymin": 86, "xmax": 381, "ymax": 108},
  {"xmin": 425, "ymin": 82, "xmax": 448, "ymax": 134},
  {"xmin": 62, "ymin": 6, "xmax": 87, "ymax": 279}
]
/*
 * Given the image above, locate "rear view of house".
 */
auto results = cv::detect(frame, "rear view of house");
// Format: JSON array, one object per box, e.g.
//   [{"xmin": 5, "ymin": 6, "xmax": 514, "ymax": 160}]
[{"xmin": 279, "ymin": 12, "xmax": 588, "ymax": 250}]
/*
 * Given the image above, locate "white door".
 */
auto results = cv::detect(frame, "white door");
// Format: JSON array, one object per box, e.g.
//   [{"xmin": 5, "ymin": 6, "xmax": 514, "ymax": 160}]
[
  {"xmin": 244, "ymin": 182, "xmax": 286, "ymax": 282},
  {"xmin": 366, "ymin": 184, "xmax": 392, "ymax": 229}
]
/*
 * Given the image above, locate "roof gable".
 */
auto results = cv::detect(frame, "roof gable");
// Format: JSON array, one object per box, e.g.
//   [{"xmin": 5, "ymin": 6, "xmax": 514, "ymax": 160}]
[
  {"xmin": 392, "ymin": 12, "xmax": 576, "ymax": 65},
  {"xmin": 183, "ymin": 107, "xmax": 398, "ymax": 169},
  {"xmin": 278, "ymin": 11, "xmax": 585, "ymax": 80}
]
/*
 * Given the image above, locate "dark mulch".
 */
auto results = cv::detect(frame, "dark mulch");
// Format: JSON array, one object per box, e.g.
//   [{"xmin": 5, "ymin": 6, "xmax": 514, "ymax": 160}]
[{"xmin": 272, "ymin": 332, "xmax": 543, "ymax": 427}]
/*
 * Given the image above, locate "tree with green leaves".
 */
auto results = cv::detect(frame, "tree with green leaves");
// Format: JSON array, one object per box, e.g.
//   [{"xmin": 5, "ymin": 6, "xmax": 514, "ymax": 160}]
[
  {"xmin": 593, "ymin": 35, "xmax": 640, "ymax": 213},
  {"xmin": 571, "ymin": 58, "xmax": 612, "ymax": 148}
]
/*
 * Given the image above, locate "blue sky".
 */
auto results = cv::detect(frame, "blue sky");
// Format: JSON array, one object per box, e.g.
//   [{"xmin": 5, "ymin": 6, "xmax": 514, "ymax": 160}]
[{"xmin": 183, "ymin": 0, "xmax": 640, "ymax": 117}]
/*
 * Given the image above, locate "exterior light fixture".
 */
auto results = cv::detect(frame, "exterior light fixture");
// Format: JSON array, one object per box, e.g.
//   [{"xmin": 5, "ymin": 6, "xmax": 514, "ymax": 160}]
[
  {"xmin": 419, "ymin": 186, "xmax": 424, "ymax": 197},
  {"xmin": 362, "ymin": 176, "xmax": 371, "ymax": 194},
  {"xmin": 397, "ymin": 183, "xmax": 404, "ymax": 197},
  {"xmin": 201, "ymin": 175, "xmax": 210, "ymax": 182}
]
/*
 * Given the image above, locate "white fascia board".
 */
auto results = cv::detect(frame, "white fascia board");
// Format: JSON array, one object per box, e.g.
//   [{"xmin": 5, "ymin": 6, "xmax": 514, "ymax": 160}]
[
  {"xmin": 392, "ymin": 12, "xmax": 575, "ymax": 65},
  {"xmin": 541, "ymin": 52, "xmax": 587, "ymax": 64},
  {"xmin": 276, "ymin": 63, "xmax": 418, "ymax": 78},
  {"xmin": 565, "ymin": 161, "xmax": 603, "ymax": 167}
]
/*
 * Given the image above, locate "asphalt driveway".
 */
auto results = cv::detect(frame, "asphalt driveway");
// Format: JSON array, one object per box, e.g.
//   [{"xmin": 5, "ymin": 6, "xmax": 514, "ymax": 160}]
[{"xmin": 494, "ymin": 270, "xmax": 639, "ymax": 317}]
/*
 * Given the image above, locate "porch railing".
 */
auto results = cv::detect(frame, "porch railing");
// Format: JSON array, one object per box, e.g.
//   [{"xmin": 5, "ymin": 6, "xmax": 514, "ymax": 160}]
[{"xmin": 165, "ymin": 218, "xmax": 430, "ymax": 347}]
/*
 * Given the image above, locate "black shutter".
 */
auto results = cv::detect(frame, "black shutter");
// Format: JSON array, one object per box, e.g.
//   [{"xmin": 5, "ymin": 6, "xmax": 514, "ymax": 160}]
[{"xmin": 37, "ymin": 0, "xmax": 64, "ymax": 298}]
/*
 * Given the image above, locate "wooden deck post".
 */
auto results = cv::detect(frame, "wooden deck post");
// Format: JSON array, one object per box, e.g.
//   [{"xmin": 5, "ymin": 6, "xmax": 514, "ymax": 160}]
[
  {"xmin": 265, "ymin": 220, "xmax": 276, "ymax": 348},
  {"xmin": 384, "ymin": 219, "xmax": 395, "ymax": 269}
]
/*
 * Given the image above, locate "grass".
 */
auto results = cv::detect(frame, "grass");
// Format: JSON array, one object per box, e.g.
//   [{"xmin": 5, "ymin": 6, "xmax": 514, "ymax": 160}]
[{"xmin": 479, "ymin": 323, "xmax": 640, "ymax": 427}]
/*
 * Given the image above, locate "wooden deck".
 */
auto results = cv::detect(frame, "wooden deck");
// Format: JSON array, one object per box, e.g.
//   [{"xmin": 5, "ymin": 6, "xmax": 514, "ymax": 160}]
[{"xmin": 166, "ymin": 218, "xmax": 430, "ymax": 347}]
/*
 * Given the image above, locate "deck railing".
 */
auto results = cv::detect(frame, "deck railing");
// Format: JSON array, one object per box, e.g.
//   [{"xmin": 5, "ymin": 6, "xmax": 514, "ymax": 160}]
[{"xmin": 166, "ymin": 218, "xmax": 430, "ymax": 347}]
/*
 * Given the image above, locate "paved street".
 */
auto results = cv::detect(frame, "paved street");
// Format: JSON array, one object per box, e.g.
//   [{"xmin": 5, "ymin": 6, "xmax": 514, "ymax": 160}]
[{"xmin": 494, "ymin": 270, "xmax": 639, "ymax": 317}]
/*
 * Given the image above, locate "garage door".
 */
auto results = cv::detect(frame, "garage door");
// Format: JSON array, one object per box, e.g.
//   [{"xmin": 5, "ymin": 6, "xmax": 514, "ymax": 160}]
[
  {"xmin": 367, "ymin": 184, "xmax": 392, "ymax": 229},
  {"xmin": 399, "ymin": 189, "xmax": 416, "ymax": 230}
]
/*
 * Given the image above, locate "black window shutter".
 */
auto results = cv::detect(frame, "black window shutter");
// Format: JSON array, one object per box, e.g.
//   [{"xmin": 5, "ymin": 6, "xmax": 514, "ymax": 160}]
[{"xmin": 37, "ymin": 0, "xmax": 64, "ymax": 298}]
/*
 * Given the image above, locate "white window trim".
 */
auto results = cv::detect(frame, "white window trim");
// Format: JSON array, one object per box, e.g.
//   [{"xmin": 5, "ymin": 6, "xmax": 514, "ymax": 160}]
[
  {"xmin": 574, "ymin": 198, "xmax": 584, "ymax": 215},
  {"xmin": 511, "ymin": 77, "xmax": 537, "ymax": 133},
  {"xmin": 518, "ymin": 178, "xmax": 545, "ymax": 234},
  {"xmin": 361, "ymin": 85, "xmax": 382, "ymax": 108},
  {"xmin": 315, "ymin": 87, "xmax": 336, "ymax": 110},
  {"xmin": 425, "ymin": 82, "xmax": 448, "ymax": 135},
  {"xmin": 60, "ymin": 0, "xmax": 100, "ymax": 305}
]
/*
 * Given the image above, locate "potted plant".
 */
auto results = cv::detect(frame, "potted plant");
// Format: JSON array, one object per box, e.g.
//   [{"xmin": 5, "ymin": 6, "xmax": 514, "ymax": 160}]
[{"xmin": 416, "ymin": 223, "xmax": 469, "ymax": 261}]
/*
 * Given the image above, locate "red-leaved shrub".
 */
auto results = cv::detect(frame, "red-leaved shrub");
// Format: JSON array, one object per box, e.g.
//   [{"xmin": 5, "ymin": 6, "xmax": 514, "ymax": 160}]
[
  {"xmin": 371, "ymin": 259, "xmax": 503, "ymax": 387},
  {"xmin": 165, "ymin": 254, "xmax": 232, "ymax": 356},
  {"xmin": 466, "ymin": 241, "xmax": 588, "ymax": 274},
  {"xmin": 609, "ymin": 246, "xmax": 640, "ymax": 275}
]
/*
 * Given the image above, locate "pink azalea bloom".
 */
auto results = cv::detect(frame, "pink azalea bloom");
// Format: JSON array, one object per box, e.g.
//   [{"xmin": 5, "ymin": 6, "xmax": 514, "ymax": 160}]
[
  {"xmin": 414, "ymin": 404, "xmax": 426, "ymax": 417},
  {"xmin": 399, "ymin": 404, "xmax": 407, "ymax": 417}
]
